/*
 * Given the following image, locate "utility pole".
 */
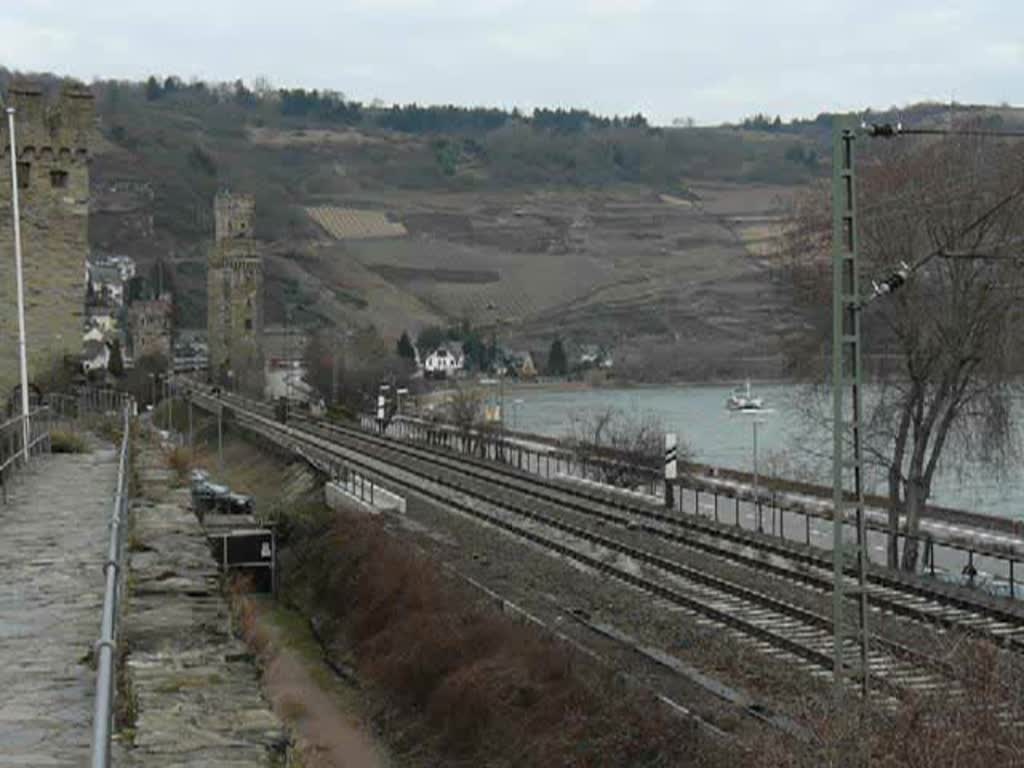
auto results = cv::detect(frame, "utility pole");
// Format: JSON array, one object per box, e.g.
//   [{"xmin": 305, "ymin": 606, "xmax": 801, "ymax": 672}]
[
  {"xmin": 831, "ymin": 116, "xmax": 871, "ymax": 700},
  {"xmin": 286, "ymin": 306, "xmax": 294, "ymax": 405},
  {"xmin": 217, "ymin": 404, "xmax": 224, "ymax": 473},
  {"xmin": 7, "ymin": 107, "xmax": 31, "ymax": 462},
  {"xmin": 331, "ymin": 343, "xmax": 338, "ymax": 406}
]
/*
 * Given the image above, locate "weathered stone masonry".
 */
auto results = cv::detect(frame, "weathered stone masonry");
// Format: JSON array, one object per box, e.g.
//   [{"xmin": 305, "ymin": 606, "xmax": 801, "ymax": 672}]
[
  {"xmin": 0, "ymin": 82, "xmax": 92, "ymax": 399},
  {"xmin": 208, "ymin": 191, "xmax": 264, "ymax": 397}
]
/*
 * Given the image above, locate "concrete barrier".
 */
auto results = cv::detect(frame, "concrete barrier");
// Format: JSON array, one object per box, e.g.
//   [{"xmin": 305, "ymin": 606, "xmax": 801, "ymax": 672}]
[{"xmin": 554, "ymin": 473, "xmax": 660, "ymax": 504}]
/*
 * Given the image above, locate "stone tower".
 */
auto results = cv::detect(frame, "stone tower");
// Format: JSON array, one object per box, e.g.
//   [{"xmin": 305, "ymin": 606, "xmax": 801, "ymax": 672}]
[
  {"xmin": 0, "ymin": 82, "xmax": 93, "ymax": 398},
  {"xmin": 208, "ymin": 191, "xmax": 264, "ymax": 396}
]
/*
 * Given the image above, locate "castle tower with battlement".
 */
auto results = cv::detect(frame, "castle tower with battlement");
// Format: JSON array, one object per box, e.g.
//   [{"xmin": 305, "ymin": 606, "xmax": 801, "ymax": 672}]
[
  {"xmin": 0, "ymin": 82, "xmax": 93, "ymax": 400},
  {"xmin": 208, "ymin": 191, "xmax": 264, "ymax": 396}
]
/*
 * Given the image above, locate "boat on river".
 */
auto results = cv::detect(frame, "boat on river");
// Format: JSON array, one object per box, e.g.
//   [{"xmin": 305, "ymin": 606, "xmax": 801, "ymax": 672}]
[{"xmin": 726, "ymin": 380, "xmax": 764, "ymax": 411}]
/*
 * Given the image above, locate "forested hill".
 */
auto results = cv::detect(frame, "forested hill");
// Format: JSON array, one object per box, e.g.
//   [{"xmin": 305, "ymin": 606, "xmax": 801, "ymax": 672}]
[
  {"xmin": 7, "ymin": 67, "xmax": 1022, "ymax": 380},
  {"xmin": 2, "ymin": 70, "xmax": 833, "ymax": 243},
  {"xmin": 5, "ymin": 68, "xmax": 1019, "ymax": 250}
]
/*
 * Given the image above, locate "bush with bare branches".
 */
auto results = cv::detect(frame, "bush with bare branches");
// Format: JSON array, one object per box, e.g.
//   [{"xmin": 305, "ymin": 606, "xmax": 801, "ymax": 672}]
[{"xmin": 566, "ymin": 406, "xmax": 687, "ymax": 489}]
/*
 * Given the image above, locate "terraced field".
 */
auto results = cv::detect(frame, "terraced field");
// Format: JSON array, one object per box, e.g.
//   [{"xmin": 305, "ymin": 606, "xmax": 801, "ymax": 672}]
[{"xmin": 307, "ymin": 206, "xmax": 408, "ymax": 239}]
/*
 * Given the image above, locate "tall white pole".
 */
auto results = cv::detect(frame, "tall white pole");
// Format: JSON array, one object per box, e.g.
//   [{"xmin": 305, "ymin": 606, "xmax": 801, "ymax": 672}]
[{"xmin": 7, "ymin": 108, "xmax": 31, "ymax": 462}]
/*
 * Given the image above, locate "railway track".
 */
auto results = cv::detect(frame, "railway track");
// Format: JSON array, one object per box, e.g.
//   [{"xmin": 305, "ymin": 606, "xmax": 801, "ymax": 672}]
[
  {"xmin": 186, "ymin": 387, "xmax": 989, "ymax": 704},
  {"xmin": 281, "ymin": 408, "xmax": 1024, "ymax": 655}
]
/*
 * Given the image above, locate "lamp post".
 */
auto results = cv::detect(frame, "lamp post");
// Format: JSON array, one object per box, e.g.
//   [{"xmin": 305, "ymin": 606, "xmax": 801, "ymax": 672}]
[
  {"xmin": 6, "ymin": 107, "xmax": 31, "ymax": 462},
  {"xmin": 733, "ymin": 406, "xmax": 775, "ymax": 533},
  {"xmin": 511, "ymin": 398, "xmax": 524, "ymax": 430}
]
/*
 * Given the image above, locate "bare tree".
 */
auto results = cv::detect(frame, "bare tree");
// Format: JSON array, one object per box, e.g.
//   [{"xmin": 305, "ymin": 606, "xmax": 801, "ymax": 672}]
[
  {"xmin": 782, "ymin": 130, "xmax": 1024, "ymax": 570},
  {"xmin": 567, "ymin": 406, "xmax": 683, "ymax": 489},
  {"xmin": 446, "ymin": 384, "xmax": 486, "ymax": 455},
  {"xmin": 304, "ymin": 327, "xmax": 413, "ymax": 418}
]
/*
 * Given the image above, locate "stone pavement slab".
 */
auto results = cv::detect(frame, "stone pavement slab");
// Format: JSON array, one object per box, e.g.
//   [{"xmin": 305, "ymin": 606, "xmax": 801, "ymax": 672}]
[{"xmin": 0, "ymin": 448, "xmax": 118, "ymax": 767}]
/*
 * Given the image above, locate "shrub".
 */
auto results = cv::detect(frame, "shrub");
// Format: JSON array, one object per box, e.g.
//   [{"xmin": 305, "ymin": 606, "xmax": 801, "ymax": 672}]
[
  {"xmin": 164, "ymin": 445, "xmax": 194, "ymax": 485},
  {"xmin": 49, "ymin": 429, "xmax": 88, "ymax": 454},
  {"xmin": 289, "ymin": 511, "xmax": 723, "ymax": 766}
]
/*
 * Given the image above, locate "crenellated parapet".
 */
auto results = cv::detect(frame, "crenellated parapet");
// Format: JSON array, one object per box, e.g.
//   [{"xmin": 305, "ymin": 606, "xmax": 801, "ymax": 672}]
[
  {"xmin": 0, "ymin": 81, "xmax": 92, "ymax": 398},
  {"xmin": 1, "ymin": 81, "xmax": 94, "ymax": 160}
]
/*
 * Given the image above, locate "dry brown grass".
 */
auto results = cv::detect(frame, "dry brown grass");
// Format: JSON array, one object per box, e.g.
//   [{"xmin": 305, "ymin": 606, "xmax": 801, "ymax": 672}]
[
  {"xmin": 164, "ymin": 445, "xmax": 194, "ymax": 486},
  {"xmin": 49, "ymin": 429, "xmax": 88, "ymax": 454},
  {"xmin": 290, "ymin": 510, "xmax": 729, "ymax": 767}
]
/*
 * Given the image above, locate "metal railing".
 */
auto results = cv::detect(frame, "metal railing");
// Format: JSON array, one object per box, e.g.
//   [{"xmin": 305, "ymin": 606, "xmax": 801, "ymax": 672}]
[
  {"xmin": 0, "ymin": 407, "xmax": 55, "ymax": 502},
  {"xmin": 45, "ymin": 389, "xmax": 135, "ymax": 421},
  {"xmin": 366, "ymin": 413, "xmax": 1024, "ymax": 599},
  {"xmin": 90, "ymin": 403, "xmax": 132, "ymax": 768}
]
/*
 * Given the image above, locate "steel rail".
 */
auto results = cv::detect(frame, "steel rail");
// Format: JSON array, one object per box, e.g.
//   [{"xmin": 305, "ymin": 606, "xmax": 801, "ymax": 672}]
[
  {"xmin": 89, "ymin": 405, "xmax": 132, "ymax": 768},
  {"xmin": 286, "ymin": 415, "xmax": 956, "ymax": 682},
  {"xmin": 191, "ymin": 391, "xmax": 956, "ymax": 699},
  {"xmin": 293, "ymin": 412, "xmax": 1024, "ymax": 649},
  {"xmin": 184, "ymin": 383, "xmax": 1024, "ymax": 649}
]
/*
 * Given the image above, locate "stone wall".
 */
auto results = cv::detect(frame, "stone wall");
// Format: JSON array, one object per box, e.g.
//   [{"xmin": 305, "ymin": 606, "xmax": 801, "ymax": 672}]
[
  {"xmin": 0, "ymin": 82, "xmax": 92, "ymax": 398},
  {"xmin": 208, "ymin": 191, "xmax": 264, "ymax": 397}
]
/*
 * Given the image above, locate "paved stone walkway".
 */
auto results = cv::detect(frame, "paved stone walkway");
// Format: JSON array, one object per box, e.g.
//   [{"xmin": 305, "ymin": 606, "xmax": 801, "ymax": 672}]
[
  {"xmin": 118, "ymin": 439, "xmax": 283, "ymax": 767},
  {"xmin": 0, "ymin": 447, "xmax": 118, "ymax": 767}
]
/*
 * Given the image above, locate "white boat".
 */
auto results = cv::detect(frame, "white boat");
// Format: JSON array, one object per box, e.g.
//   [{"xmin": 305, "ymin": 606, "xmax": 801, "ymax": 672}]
[{"xmin": 726, "ymin": 380, "xmax": 764, "ymax": 411}]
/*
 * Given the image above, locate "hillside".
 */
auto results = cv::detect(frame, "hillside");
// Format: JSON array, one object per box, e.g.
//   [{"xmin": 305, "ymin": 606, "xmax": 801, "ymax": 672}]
[{"xmin": 37, "ymin": 71, "xmax": 1020, "ymax": 380}]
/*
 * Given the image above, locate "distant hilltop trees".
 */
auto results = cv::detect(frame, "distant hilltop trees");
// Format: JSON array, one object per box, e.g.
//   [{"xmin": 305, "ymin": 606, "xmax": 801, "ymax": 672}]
[{"xmin": 138, "ymin": 74, "xmax": 648, "ymax": 136}]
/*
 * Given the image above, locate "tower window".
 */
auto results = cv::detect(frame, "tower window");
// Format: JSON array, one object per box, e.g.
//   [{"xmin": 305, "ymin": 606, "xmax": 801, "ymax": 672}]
[
  {"xmin": 16, "ymin": 162, "xmax": 30, "ymax": 189},
  {"xmin": 50, "ymin": 170, "xmax": 69, "ymax": 188},
  {"xmin": 244, "ymin": 318, "xmax": 253, "ymax": 330}
]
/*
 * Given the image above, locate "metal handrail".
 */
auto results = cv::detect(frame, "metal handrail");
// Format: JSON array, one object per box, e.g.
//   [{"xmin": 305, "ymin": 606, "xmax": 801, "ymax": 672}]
[
  {"xmin": 0, "ymin": 406, "xmax": 52, "ymax": 477},
  {"xmin": 90, "ymin": 403, "xmax": 132, "ymax": 768}
]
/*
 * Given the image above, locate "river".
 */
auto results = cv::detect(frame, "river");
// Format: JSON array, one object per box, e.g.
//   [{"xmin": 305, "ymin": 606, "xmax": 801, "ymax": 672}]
[{"xmin": 507, "ymin": 383, "xmax": 1023, "ymax": 521}]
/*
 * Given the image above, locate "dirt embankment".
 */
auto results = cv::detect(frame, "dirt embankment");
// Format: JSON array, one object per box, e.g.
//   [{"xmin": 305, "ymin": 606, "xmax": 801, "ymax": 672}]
[{"xmin": 234, "ymin": 594, "xmax": 392, "ymax": 768}]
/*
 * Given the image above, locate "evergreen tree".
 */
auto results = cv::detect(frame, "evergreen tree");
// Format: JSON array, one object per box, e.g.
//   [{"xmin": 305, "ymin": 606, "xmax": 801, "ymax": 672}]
[
  {"xmin": 396, "ymin": 331, "xmax": 416, "ymax": 362},
  {"xmin": 416, "ymin": 325, "xmax": 445, "ymax": 354},
  {"xmin": 547, "ymin": 338, "xmax": 568, "ymax": 376},
  {"xmin": 145, "ymin": 76, "xmax": 162, "ymax": 101},
  {"xmin": 108, "ymin": 339, "xmax": 125, "ymax": 378}
]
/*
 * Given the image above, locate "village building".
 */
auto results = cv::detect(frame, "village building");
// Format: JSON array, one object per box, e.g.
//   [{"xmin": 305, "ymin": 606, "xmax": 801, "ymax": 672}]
[
  {"xmin": 129, "ymin": 295, "xmax": 173, "ymax": 361},
  {"xmin": 423, "ymin": 343, "xmax": 465, "ymax": 378},
  {"xmin": 81, "ymin": 339, "xmax": 110, "ymax": 374}
]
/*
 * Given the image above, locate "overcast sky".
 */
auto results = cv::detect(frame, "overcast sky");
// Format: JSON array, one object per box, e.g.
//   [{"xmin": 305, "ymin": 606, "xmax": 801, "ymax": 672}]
[{"xmin": 3, "ymin": 1, "xmax": 1022, "ymax": 125}]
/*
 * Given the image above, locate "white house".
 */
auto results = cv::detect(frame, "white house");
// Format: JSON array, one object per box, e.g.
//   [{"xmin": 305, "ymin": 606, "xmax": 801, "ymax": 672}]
[
  {"xmin": 82, "ymin": 340, "xmax": 110, "ymax": 374},
  {"xmin": 424, "ymin": 344, "xmax": 464, "ymax": 376}
]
